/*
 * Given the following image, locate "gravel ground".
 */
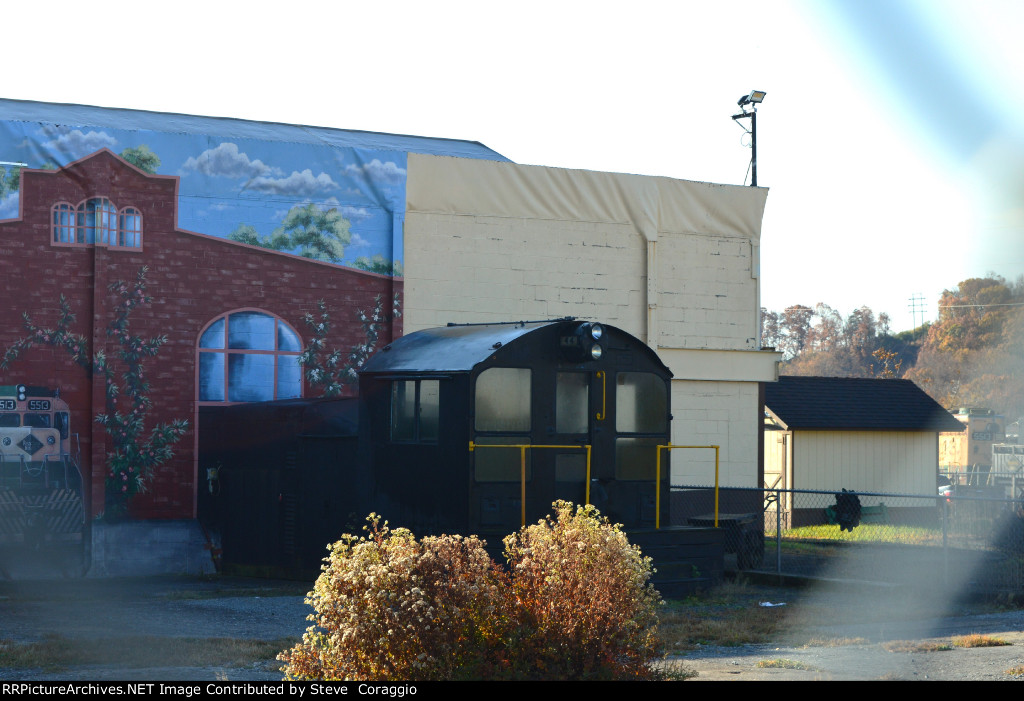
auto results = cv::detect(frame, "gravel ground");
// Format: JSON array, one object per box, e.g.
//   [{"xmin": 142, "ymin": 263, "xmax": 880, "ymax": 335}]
[
  {"xmin": 673, "ymin": 579, "xmax": 1024, "ymax": 681},
  {"xmin": 0, "ymin": 576, "xmax": 312, "ymax": 681},
  {"xmin": 1, "ymin": 573, "xmax": 1023, "ymax": 681}
]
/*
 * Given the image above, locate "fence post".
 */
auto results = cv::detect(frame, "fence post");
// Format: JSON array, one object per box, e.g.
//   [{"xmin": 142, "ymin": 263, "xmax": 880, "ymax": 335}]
[
  {"xmin": 775, "ymin": 487, "xmax": 782, "ymax": 581},
  {"xmin": 942, "ymin": 498, "xmax": 949, "ymax": 589}
]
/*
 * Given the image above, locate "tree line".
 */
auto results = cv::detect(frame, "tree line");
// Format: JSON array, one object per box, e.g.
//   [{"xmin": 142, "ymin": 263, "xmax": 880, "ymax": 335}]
[{"xmin": 762, "ymin": 274, "xmax": 1024, "ymax": 423}]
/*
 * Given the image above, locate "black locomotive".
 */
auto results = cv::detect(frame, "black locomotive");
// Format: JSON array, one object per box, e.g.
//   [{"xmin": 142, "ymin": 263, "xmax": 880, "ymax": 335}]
[{"xmin": 199, "ymin": 318, "xmax": 723, "ymax": 585}]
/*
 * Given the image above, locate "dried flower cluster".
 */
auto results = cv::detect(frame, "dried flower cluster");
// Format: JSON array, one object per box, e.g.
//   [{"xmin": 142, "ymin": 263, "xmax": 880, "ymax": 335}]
[{"xmin": 279, "ymin": 502, "xmax": 663, "ymax": 681}]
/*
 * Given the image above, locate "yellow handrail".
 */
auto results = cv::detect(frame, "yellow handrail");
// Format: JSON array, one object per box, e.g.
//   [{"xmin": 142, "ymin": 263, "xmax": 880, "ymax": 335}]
[
  {"xmin": 595, "ymin": 371, "xmax": 606, "ymax": 421},
  {"xmin": 655, "ymin": 444, "xmax": 720, "ymax": 529},
  {"xmin": 469, "ymin": 442, "xmax": 592, "ymax": 527}
]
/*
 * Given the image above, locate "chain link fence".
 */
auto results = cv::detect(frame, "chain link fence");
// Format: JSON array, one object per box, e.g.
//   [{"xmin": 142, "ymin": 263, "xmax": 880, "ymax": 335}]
[{"xmin": 670, "ymin": 485, "xmax": 1024, "ymax": 595}]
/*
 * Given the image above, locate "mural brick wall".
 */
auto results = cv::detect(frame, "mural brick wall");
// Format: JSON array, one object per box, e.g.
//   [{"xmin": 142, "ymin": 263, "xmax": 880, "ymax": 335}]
[{"xmin": 0, "ymin": 150, "xmax": 401, "ymax": 520}]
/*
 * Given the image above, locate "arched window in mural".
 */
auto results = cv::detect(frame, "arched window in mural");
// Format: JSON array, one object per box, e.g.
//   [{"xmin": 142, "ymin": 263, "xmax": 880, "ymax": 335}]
[
  {"xmin": 51, "ymin": 198, "xmax": 142, "ymax": 248},
  {"xmin": 197, "ymin": 310, "xmax": 303, "ymax": 403},
  {"xmin": 118, "ymin": 207, "xmax": 142, "ymax": 247},
  {"xmin": 80, "ymin": 198, "xmax": 116, "ymax": 245}
]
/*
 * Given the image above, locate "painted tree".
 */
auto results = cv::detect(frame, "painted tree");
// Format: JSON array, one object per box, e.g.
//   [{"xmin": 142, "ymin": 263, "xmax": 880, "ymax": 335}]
[
  {"xmin": 120, "ymin": 145, "xmax": 161, "ymax": 174},
  {"xmin": 230, "ymin": 203, "xmax": 352, "ymax": 263},
  {"xmin": 282, "ymin": 203, "xmax": 351, "ymax": 262},
  {"xmin": 299, "ymin": 293, "xmax": 402, "ymax": 396},
  {"xmin": 0, "ymin": 164, "xmax": 20, "ymax": 199},
  {"xmin": 0, "ymin": 267, "xmax": 188, "ymax": 519},
  {"xmin": 352, "ymin": 255, "xmax": 404, "ymax": 277}
]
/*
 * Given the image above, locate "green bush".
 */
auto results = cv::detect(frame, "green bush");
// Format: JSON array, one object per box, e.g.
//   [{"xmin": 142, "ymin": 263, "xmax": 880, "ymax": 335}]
[{"xmin": 279, "ymin": 502, "xmax": 663, "ymax": 681}]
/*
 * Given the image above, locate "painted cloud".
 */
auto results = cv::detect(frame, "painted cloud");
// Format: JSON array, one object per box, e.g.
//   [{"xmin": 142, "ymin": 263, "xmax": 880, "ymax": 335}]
[
  {"xmin": 41, "ymin": 128, "xmax": 117, "ymax": 160},
  {"xmin": 180, "ymin": 142, "xmax": 279, "ymax": 178}
]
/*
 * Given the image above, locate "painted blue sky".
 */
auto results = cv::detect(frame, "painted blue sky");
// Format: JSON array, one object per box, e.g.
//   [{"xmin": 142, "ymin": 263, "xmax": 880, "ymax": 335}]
[{"xmin": 0, "ymin": 120, "xmax": 411, "ymax": 270}]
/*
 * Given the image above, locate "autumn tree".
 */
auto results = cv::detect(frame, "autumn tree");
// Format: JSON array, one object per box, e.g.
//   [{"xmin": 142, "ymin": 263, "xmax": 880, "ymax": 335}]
[
  {"xmin": 779, "ymin": 305, "xmax": 813, "ymax": 359},
  {"xmin": 760, "ymin": 308, "xmax": 782, "ymax": 349}
]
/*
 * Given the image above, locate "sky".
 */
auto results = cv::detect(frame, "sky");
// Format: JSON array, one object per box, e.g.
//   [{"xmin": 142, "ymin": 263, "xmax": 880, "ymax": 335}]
[{"xmin": 3, "ymin": 0, "xmax": 1021, "ymax": 333}]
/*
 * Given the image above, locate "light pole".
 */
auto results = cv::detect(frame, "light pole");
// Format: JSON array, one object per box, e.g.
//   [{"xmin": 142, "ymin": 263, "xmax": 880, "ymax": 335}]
[{"xmin": 732, "ymin": 90, "xmax": 766, "ymax": 186}]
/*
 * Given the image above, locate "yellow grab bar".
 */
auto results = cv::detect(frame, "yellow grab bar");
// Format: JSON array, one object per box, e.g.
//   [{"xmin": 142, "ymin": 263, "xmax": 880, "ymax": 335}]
[{"xmin": 469, "ymin": 442, "xmax": 592, "ymax": 526}]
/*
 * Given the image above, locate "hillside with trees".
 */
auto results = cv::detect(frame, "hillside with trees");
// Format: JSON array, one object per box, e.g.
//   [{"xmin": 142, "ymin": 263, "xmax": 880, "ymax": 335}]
[{"xmin": 762, "ymin": 274, "xmax": 1024, "ymax": 424}]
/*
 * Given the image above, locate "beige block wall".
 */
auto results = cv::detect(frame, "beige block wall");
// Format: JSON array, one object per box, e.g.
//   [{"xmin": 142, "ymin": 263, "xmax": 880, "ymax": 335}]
[
  {"xmin": 669, "ymin": 380, "xmax": 761, "ymax": 487},
  {"xmin": 402, "ymin": 213, "xmax": 647, "ymax": 333},
  {"xmin": 403, "ymin": 154, "xmax": 775, "ymax": 488}
]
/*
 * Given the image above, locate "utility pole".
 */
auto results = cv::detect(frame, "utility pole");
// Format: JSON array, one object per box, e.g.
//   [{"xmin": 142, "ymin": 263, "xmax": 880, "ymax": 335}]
[{"xmin": 908, "ymin": 293, "xmax": 926, "ymax": 340}]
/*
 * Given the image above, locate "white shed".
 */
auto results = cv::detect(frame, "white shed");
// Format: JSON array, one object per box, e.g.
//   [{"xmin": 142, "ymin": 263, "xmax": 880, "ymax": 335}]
[{"xmin": 764, "ymin": 376, "xmax": 964, "ymax": 526}]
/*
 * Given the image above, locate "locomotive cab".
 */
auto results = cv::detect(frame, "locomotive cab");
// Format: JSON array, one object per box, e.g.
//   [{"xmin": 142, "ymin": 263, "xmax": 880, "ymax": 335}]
[{"xmin": 359, "ymin": 318, "xmax": 672, "ymax": 539}]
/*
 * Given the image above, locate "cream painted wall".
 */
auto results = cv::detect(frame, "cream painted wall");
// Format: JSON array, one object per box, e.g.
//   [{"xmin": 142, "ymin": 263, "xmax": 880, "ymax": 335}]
[
  {"xmin": 785, "ymin": 431, "xmax": 938, "ymax": 509},
  {"xmin": 668, "ymin": 380, "xmax": 761, "ymax": 487},
  {"xmin": 403, "ymin": 154, "xmax": 779, "ymax": 488}
]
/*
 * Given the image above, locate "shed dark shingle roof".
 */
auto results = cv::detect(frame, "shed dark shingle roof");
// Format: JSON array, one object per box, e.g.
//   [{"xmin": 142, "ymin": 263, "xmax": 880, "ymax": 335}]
[{"xmin": 765, "ymin": 376, "xmax": 964, "ymax": 432}]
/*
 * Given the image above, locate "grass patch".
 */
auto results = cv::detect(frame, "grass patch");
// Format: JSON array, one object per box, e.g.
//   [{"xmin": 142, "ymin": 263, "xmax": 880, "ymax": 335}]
[
  {"xmin": 882, "ymin": 640, "xmax": 952, "ymax": 653},
  {"xmin": 659, "ymin": 581, "xmax": 787, "ymax": 651},
  {"xmin": 656, "ymin": 659, "xmax": 699, "ymax": 681},
  {"xmin": 802, "ymin": 637, "xmax": 868, "ymax": 648},
  {"xmin": 952, "ymin": 634, "xmax": 1010, "ymax": 648},
  {"xmin": 781, "ymin": 523, "xmax": 944, "ymax": 546},
  {"xmin": 1006, "ymin": 665, "xmax": 1024, "ymax": 676},
  {"xmin": 0, "ymin": 635, "xmax": 297, "ymax": 672},
  {"xmin": 756, "ymin": 658, "xmax": 812, "ymax": 670},
  {"xmin": 778, "ymin": 540, "xmax": 841, "ymax": 556}
]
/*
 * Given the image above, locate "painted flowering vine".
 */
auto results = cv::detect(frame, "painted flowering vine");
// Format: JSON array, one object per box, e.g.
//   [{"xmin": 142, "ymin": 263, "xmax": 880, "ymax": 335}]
[
  {"xmin": 1, "ymin": 266, "xmax": 188, "ymax": 518},
  {"xmin": 299, "ymin": 293, "xmax": 401, "ymax": 396}
]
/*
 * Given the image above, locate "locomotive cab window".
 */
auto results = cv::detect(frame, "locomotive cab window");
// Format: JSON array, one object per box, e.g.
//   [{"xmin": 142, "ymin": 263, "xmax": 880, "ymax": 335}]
[
  {"xmin": 474, "ymin": 367, "xmax": 531, "ymax": 431},
  {"xmin": 614, "ymin": 372, "xmax": 669, "ymax": 481},
  {"xmin": 474, "ymin": 367, "xmax": 532, "ymax": 482},
  {"xmin": 615, "ymin": 372, "xmax": 667, "ymax": 434},
  {"xmin": 556, "ymin": 372, "xmax": 589, "ymax": 434},
  {"xmin": 390, "ymin": 379, "xmax": 439, "ymax": 443}
]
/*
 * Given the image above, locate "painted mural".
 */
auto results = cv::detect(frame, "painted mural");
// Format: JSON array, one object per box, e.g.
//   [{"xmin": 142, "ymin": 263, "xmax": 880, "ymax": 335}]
[{"xmin": 0, "ymin": 117, "xmax": 413, "ymax": 273}]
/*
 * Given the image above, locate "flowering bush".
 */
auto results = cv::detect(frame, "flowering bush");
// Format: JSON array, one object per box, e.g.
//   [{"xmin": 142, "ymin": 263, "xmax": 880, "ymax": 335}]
[
  {"xmin": 502, "ymin": 501, "xmax": 663, "ymax": 680},
  {"xmin": 279, "ymin": 516, "xmax": 508, "ymax": 681},
  {"xmin": 279, "ymin": 502, "xmax": 663, "ymax": 681}
]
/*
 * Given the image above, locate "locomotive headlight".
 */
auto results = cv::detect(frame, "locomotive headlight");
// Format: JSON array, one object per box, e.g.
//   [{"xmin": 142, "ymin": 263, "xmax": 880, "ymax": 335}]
[
  {"xmin": 560, "ymin": 321, "xmax": 607, "ymax": 362},
  {"xmin": 17, "ymin": 385, "xmax": 26, "ymax": 401}
]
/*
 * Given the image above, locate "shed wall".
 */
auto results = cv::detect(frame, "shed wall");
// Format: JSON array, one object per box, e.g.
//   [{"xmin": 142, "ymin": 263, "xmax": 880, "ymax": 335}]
[{"xmin": 792, "ymin": 430, "xmax": 937, "ymax": 507}]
